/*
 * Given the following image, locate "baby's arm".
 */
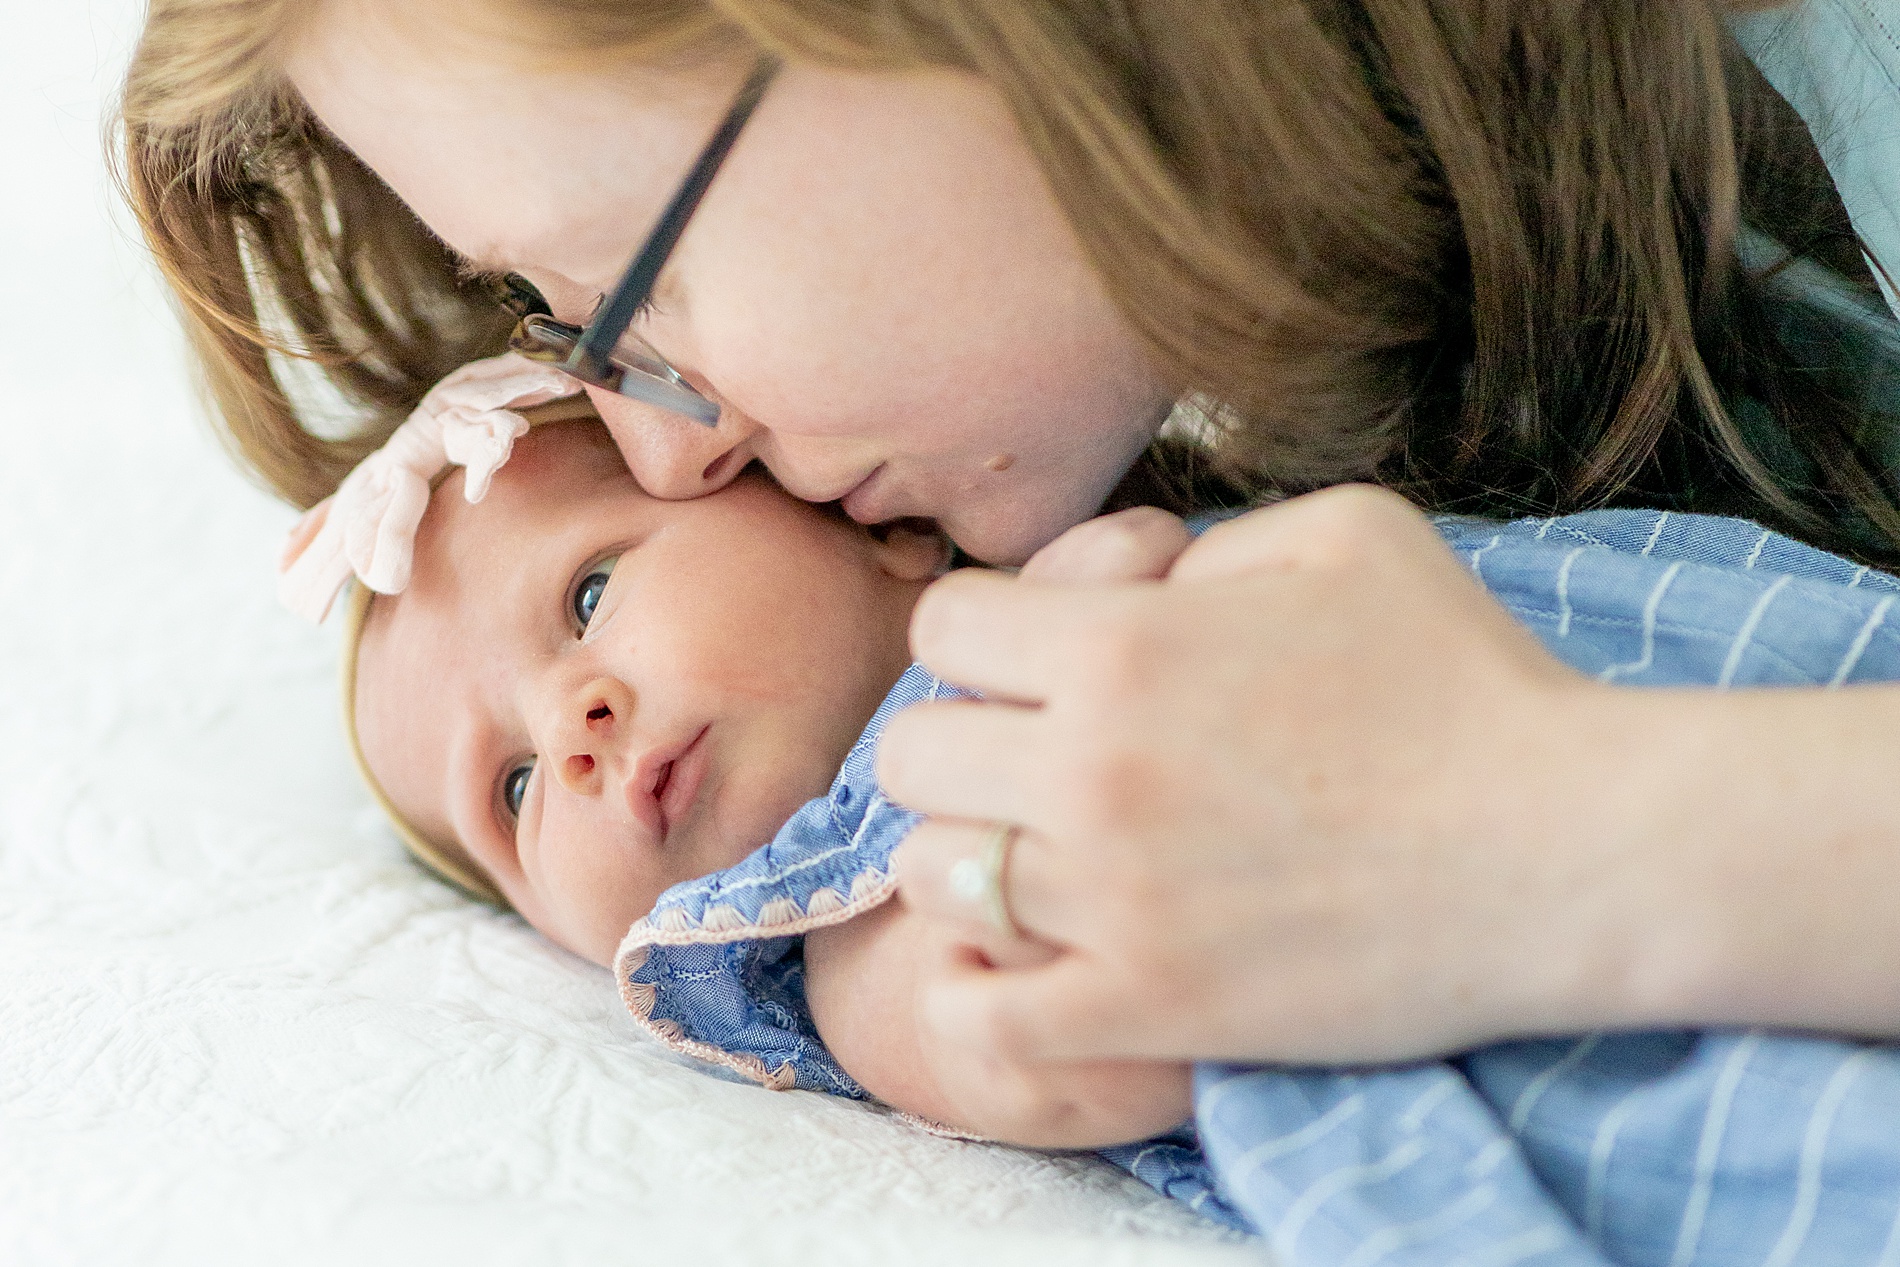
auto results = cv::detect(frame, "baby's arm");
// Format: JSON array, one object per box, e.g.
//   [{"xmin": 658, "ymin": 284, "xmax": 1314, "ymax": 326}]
[
  {"xmin": 804, "ymin": 901, "xmax": 1192, "ymax": 1148},
  {"xmin": 802, "ymin": 505, "xmax": 1199, "ymax": 1145}
]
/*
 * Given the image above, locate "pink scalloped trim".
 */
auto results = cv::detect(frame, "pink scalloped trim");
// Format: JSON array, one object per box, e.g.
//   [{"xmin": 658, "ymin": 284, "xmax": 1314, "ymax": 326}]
[
  {"xmin": 895, "ymin": 1110, "xmax": 997, "ymax": 1143},
  {"xmin": 611, "ymin": 873, "xmax": 900, "ymax": 1092},
  {"xmin": 617, "ymin": 870, "xmax": 896, "ymax": 955}
]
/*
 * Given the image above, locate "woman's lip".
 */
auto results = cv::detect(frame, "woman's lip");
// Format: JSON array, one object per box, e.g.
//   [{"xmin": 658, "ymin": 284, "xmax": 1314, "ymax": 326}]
[
  {"xmin": 839, "ymin": 464, "xmax": 894, "ymax": 524},
  {"xmin": 656, "ymin": 725, "xmax": 712, "ymax": 842}
]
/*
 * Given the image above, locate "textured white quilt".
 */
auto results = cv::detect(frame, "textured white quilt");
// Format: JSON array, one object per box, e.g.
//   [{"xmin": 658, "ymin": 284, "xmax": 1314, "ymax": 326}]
[{"xmin": 0, "ymin": 5, "xmax": 1250, "ymax": 1263}]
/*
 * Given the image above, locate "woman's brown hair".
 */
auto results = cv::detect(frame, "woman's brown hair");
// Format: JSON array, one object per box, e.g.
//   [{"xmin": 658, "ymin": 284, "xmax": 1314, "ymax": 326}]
[{"xmin": 117, "ymin": 0, "xmax": 1900, "ymax": 559}]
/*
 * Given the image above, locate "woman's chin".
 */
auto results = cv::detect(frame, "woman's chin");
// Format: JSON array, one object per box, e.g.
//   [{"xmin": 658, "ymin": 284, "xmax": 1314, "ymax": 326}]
[{"xmin": 941, "ymin": 502, "xmax": 1090, "ymax": 568}]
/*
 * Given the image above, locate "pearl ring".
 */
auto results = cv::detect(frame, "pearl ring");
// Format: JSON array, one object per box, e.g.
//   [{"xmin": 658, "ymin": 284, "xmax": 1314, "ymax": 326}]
[{"xmin": 947, "ymin": 822, "xmax": 1023, "ymax": 939}]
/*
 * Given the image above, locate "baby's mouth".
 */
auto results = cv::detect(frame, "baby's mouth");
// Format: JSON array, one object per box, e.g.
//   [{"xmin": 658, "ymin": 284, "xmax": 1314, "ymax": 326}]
[
  {"xmin": 653, "ymin": 725, "xmax": 712, "ymax": 842},
  {"xmin": 626, "ymin": 728, "xmax": 707, "ymax": 844}
]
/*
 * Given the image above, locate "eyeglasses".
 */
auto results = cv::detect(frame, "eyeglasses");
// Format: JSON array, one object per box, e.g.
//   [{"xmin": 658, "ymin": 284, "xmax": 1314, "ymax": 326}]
[{"xmin": 499, "ymin": 57, "xmax": 780, "ymax": 427}]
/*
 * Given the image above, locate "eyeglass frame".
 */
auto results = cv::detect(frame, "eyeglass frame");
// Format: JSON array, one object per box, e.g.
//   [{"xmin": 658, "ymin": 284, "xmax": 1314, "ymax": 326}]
[{"xmin": 504, "ymin": 56, "xmax": 781, "ymax": 427}]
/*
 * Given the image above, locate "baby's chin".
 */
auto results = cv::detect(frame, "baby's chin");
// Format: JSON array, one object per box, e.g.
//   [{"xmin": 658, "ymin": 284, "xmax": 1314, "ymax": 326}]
[
  {"xmin": 686, "ymin": 780, "xmax": 823, "ymax": 877},
  {"xmin": 546, "ymin": 835, "xmax": 779, "ymax": 970},
  {"xmin": 663, "ymin": 745, "xmax": 847, "ymax": 893}
]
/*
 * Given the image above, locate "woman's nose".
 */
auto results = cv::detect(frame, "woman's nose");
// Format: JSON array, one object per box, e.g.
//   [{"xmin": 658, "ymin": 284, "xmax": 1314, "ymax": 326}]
[
  {"xmin": 543, "ymin": 676, "xmax": 637, "ymax": 796},
  {"xmin": 588, "ymin": 388, "xmax": 760, "ymax": 500}
]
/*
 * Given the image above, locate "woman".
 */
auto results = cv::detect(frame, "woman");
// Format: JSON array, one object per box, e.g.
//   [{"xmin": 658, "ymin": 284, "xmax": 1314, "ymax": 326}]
[{"xmin": 120, "ymin": 0, "xmax": 1900, "ymax": 1075}]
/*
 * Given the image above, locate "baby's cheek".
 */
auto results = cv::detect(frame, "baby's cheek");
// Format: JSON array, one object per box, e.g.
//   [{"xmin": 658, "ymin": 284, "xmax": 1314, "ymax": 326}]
[{"xmin": 542, "ymin": 846, "xmax": 672, "ymax": 970}]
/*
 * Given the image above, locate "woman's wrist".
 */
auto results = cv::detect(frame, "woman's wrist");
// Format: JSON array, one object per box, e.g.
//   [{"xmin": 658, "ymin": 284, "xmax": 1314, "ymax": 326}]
[{"xmin": 1532, "ymin": 680, "xmax": 1900, "ymax": 1040}]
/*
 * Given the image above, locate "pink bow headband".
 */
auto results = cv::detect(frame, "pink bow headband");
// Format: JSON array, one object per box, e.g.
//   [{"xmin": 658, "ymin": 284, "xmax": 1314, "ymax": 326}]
[{"xmin": 277, "ymin": 353, "xmax": 585, "ymax": 622}]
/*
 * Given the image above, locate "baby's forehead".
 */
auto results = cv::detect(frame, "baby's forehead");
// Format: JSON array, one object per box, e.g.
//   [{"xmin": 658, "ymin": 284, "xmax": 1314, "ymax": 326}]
[
  {"xmin": 352, "ymin": 425, "xmax": 634, "ymax": 838},
  {"xmin": 412, "ymin": 420, "xmax": 633, "ymax": 565},
  {"xmin": 367, "ymin": 430, "xmax": 629, "ymax": 659},
  {"xmin": 489, "ymin": 419, "xmax": 629, "ymax": 489}
]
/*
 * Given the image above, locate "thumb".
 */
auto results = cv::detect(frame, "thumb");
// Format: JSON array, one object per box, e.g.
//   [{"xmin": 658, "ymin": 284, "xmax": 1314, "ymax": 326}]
[{"xmin": 1020, "ymin": 506, "xmax": 1193, "ymax": 585}]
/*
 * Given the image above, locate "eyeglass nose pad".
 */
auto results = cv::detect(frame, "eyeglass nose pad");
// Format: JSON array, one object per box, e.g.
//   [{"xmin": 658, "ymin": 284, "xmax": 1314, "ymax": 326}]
[
  {"xmin": 510, "ymin": 315, "xmax": 721, "ymax": 426},
  {"xmin": 617, "ymin": 374, "xmax": 722, "ymax": 426},
  {"xmin": 509, "ymin": 314, "xmax": 580, "ymax": 364},
  {"xmin": 614, "ymin": 334, "xmax": 721, "ymax": 427}
]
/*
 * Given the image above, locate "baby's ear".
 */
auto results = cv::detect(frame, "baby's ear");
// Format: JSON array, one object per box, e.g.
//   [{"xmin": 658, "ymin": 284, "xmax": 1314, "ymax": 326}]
[{"xmin": 872, "ymin": 521, "xmax": 952, "ymax": 582}]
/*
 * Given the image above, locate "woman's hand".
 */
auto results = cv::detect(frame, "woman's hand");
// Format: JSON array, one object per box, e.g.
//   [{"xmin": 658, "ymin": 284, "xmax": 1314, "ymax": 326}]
[
  {"xmin": 884, "ymin": 485, "xmax": 1667, "ymax": 1066},
  {"xmin": 805, "ymin": 901, "xmax": 1194, "ymax": 1150},
  {"xmin": 1013, "ymin": 503, "xmax": 1195, "ymax": 585}
]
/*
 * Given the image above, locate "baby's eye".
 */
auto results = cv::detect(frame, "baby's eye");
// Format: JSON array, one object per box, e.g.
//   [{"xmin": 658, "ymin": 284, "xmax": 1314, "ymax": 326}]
[
  {"xmin": 572, "ymin": 556, "xmax": 619, "ymax": 631},
  {"xmin": 502, "ymin": 759, "xmax": 536, "ymax": 819}
]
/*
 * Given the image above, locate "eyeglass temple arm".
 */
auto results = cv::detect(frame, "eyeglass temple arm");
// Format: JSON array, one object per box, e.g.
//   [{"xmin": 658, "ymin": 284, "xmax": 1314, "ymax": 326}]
[{"xmin": 574, "ymin": 57, "xmax": 782, "ymax": 375}]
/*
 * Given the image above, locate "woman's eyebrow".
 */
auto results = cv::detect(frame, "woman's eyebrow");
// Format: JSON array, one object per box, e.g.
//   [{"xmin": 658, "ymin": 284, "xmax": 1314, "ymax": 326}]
[
  {"xmin": 450, "ymin": 258, "xmax": 492, "ymax": 284},
  {"xmin": 450, "ymin": 246, "xmax": 519, "ymax": 283}
]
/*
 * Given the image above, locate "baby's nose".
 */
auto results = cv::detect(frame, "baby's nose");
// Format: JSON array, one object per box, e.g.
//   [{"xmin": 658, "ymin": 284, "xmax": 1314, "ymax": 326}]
[{"xmin": 550, "ymin": 677, "xmax": 636, "ymax": 795}]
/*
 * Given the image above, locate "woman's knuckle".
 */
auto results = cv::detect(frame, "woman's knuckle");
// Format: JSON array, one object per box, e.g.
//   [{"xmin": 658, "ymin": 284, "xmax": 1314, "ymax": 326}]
[
  {"xmin": 1096, "ymin": 506, "xmax": 1169, "ymax": 550},
  {"xmin": 1107, "ymin": 849, "xmax": 1175, "ymax": 920},
  {"xmin": 1043, "ymin": 737, "xmax": 1154, "ymax": 844},
  {"xmin": 906, "ymin": 580, "xmax": 959, "ymax": 654},
  {"xmin": 1116, "ymin": 917, "xmax": 1170, "ymax": 968},
  {"xmin": 1118, "ymin": 504, "xmax": 1182, "ymax": 533},
  {"xmin": 1094, "ymin": 745, "xmax": 1163, "ymax": 821},
  {"xmin": 1091, "ymin": 523, "xmax": 1145, "ymax": 570},
  {"xmin": 1302, "ymin": 485, "xmax": 1424, "ymax": 557},
  {"xmin": 1070, "ymin": 616, "xmax": 1160, "ymax": 696},
  {"xmin": 1314, "ymin": 481, "xmax": 1399, "ymax": 514}
]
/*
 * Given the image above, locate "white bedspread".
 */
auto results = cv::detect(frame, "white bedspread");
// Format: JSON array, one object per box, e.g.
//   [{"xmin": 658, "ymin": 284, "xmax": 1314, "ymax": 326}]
[{"xmin": 0, "ymin": 6, "xmax": 1249, "ymax": 1263}]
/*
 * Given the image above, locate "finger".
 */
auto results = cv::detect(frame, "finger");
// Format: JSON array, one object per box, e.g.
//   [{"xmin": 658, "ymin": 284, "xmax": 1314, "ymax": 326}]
[
  {"xmin": 893, "ymin": 819, "xmax": 1045, "ymax": 949},
  {"xmin": 920, "ymin": 950, "xmax": 1153, "ymax": 1065},
  {"xmin": 1169, "ymin": 483, "xmax": 1437, "ymax": 583},
  {"xmin": 1019, "ymin": 507, "xmax": 1192, "ymax": 585},
  {"xmin": 902, "ymin": 851, "xmax": 1059, "ymax": 972},
  {"xmin": 892, "ymin": 818, "xmax": 1077, "ymax": 952},
  {"xmin": 908, "ymin": 569, "xmax": 1131, "ymax": 700},
  {"xmin": 876, "ymin": 700, "xmax": 1050, "ymax": 826},
  {"xmin": 893, "ymin": 820, "xmax": 998, "ymax": 931}
]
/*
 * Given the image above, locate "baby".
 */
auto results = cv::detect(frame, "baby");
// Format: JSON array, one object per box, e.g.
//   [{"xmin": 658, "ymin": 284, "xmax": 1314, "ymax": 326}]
[
  {"xmin": 333, "ymin": 405, "xmax": 1195, "ymax": 1149},
  {"xmin": 293, "ymin": 356, "xmax": 1900, "ymax": 1259}
]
